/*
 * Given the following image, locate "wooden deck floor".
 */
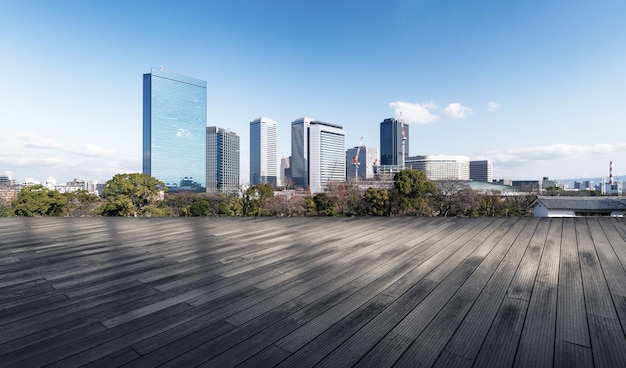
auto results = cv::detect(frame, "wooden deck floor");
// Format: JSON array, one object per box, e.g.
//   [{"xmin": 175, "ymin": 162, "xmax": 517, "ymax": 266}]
[{"xmin": 2, "ymin": 217, "xmax": 626, "ymax": 367}]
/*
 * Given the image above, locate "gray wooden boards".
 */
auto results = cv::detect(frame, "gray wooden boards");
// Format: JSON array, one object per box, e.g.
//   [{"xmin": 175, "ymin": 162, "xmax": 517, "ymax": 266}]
[{"xmin": 1, "ymin": 217, "xmax": 626, "ymax": 367}]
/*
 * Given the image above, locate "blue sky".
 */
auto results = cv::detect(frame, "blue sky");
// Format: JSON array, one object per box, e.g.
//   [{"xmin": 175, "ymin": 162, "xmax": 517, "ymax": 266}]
[{"xmin": 1, "ymin": 0, "xmax": 625, "ymax": 184}]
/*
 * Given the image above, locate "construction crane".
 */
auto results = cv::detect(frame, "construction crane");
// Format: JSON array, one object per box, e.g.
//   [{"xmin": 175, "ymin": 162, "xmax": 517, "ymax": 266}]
[
  {"xmin": 400, "ymin": 112, "xmax": 407, "ymax": 169},
  {"xmin": 352, "ymin": 136, "xmax": 364, "ymax": 182}
]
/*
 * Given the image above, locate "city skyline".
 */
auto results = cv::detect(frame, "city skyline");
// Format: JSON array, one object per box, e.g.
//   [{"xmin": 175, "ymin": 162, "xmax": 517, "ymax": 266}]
[{"xmin": 1, "ymin": 1, "xmax": 625, "ymax": 184}]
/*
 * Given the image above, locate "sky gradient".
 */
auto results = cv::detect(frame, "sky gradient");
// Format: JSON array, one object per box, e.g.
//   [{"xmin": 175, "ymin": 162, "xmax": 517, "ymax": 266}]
[{"xmin": 1, "ymin": 0, "xmax": 625, "ymax": 184}]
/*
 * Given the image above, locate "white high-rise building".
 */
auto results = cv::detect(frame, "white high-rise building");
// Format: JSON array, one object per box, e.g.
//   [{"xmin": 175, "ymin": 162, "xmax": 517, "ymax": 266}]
[
  {"xmin": 406, "ymin": 155, "xmax": 470, "ymax": 180},
  {"xmin": 249, "ymin": 117, "xmax": 277, "ymax": 186},
  {"xmin": 309, "ymin": 121, "xmax": 346, "ymax": 193},
  {"xmin": 291, "ymin": 118, "xmax": 346, "ymax": 193}
]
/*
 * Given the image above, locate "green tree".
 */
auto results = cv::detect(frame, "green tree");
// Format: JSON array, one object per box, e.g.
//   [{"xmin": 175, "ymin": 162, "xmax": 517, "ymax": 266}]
[
  {"xmin": 9, "ymin": 185, "xmax": 68, "ymax": 216},
  {"xmin": 218, "ymin": 194, "xmax": 243, "ymax": 216},
  {"xmin": 97, "ymin": 173, "xmax": 168, "ymax": 216},
  {"xmin": 362, "ymin": 187, "xmax": 390, "ymax": 216},
  {"xmin": 64, "ymin": 190, "xmax": 100, "ymax": 217},
  {"xmin": 312, "ymin": 192, "xmax": 340, "ymax": 216},
  {"xmin": 389, "ymin": 170, "xmax": 437, "ymax": 216},
  {"xmin": 242, "ymin": 184, "xmax": 274, "ymax": 216}
]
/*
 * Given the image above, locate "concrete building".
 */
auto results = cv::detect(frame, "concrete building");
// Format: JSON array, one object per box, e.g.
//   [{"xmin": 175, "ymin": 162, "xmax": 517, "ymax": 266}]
[
  {"xmin": 143, "ymin": 68, "xmax": 207, "ymax": 192},
  {"xmin": 249, "ymin": 117, "xmax": 277, "ymax": 186},
  {"xmin": 380, "ymin": 117, "xmax": 409, "ymax": 166},
  {"xmin": 470, "ymin": 160, "xmax": 492, "ymax": 182},
  {"xmin": 207, "ymin": 126, "xmax": 240, "ymax": 194},
  {"xmin": 279, "ymin": 156, "xmax": 290, "ymax": 188},
  {"xmin": 291, "ymin": 118, "xmax": 346, "ymax": 193},
  {"xmin": 346, "ymin": 146, "xmax": 378, "ymax": 181},
  {"xmin": 309, "ymin": 121, "xmax": 346, "ymax": 193},
  {"xmin": 406, "ymin": 155, "xmax": 470, "ymax": 180},
  {"xmin": 532, "ymin": 196, "xmax": 626, "ymax": 217}
]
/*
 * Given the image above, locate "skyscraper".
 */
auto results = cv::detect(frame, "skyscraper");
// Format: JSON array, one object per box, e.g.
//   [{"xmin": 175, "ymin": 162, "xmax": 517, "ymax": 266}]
[
  {"xmin": 249, "ymin": 117, "xmax": 277, "ymax": 186},
  {"xmin": 308, "ymin": 121, "xmax": 346, "ymax": 193},
  {"xmin": 290, "ymin": 117, "xmax": 315, "ymax": 189},
  {"xmin": 143, "ymin": 68, "xmax": 207, "ymax": 192},
  {"xmin": 380, "ymin": 117, "xmax": 409, "ymax": 166},
  {"xmin": 207, "ymin": 126, "xmax": 240, "ymax": 194},
  {"xmin": 291, "ymin": 118, "xmax": 346, "ymax": 192}
]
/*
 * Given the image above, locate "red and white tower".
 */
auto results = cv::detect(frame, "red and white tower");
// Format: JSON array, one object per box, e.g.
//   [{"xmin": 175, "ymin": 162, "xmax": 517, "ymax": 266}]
[{"xmin": 610, "ymin": 161, "xmax": 614, "ymax": 185}]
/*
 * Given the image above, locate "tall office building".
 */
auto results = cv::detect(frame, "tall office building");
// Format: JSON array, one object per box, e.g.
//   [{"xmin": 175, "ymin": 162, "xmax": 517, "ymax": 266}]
[
  {"xmin": 346, "ymin": 146, "xmax": 378, "ymax": 181},
  {"xmin": 291, "ymin": 118, "xmax": 346, "ymax": 192},
  {"xmin": 380, "ymin": 117, "xmax": 409, "ymax": 166},
  {"xmin": 309, "ymin": 121, "xmax": 346, "ymax": 193},
  {"xmin": 207, "ymin": 126, "xmax": 240, "ymax": 194},
  {"xmin": 143, "ymin": 68, "xmax": 207, "ymax": 192},
  {"xmin": 469, "ymin": 160, "xmax": 493, "ymax": 182},
  {"xmin": 249, "ymin": 117, "xmax": 277, "ymax": 186},
  {"xmin": 290, "ymin": 117, "xmax": 315, "ymax": 189}
]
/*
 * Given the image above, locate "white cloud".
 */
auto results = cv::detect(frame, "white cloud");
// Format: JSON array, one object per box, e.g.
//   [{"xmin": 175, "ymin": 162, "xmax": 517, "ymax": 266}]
[
  {"xmin": 389, "ymin": 101, "xmax": 439, "ymax": 124},
  {"xmin": 3, "ymin": 132, "xmax": 132, "ymax": 182},
  {"xmin": 487, "ymin": 101, "xmax": 500, "ymax": 112},
  {"xmin": 176, "ymin": 128, "xmax": 192, "ymax": 138},
  {"xmin": 443, "ymin": 103, "xmax": 473, "ymax": 119},
  {"xmin": 488, "ymin": 143, "xmax": 626, "ymax": 164},
  {"xmin": 480, "ymin": 142, "xmax": 626, "ymax": 180}
]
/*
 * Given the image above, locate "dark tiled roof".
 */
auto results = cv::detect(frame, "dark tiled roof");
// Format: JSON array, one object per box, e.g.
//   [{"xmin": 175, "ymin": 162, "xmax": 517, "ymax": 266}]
[
  {"xmin": 2, "ymin": 217, "xmax": 626, "ymax": 367},
  {"xmin": 535, "ymin": 195, "xmax": 626, "ymax": 211}
]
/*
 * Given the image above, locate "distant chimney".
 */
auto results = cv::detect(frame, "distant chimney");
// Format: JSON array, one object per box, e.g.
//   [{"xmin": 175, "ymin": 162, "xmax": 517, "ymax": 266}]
[{"xmin": 610, "ymin": 161, "xmax": 614, "ymax": 185}]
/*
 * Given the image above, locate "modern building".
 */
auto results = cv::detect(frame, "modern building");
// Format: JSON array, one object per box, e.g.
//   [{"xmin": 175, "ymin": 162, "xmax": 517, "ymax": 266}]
[
  {"xmin": 279, "ymin": 156, "xmax": 290, "ymax": 188},
  {"xmin": 346, "ymin": 146, "xmax": 378, "ymax": 181},
  {"xmin": 290, "ymin": 117, "xmax": 315, "ymax": 189},
  {"xmin": 309, "ymin": 121, "xmax": 346, "ymax": 193},
  {"xmin": 291, "ymin": 118, "xmax": 346, "ymax": 193},
  {"xmin": 249, "ymin": 117, "xmax": 277, "ymax": 186},
  {"xmin": 380, "ymin": 117, "xmax": 409, "ymax": 166},
  {"xmin": 470, "ymin": 160, "xmax": 493, "ymax": 182},
  {"xmin": 207, "ymin": 126, "xmax": 240, "ymax": 194},
  {"xmin": 532, "ymin": 196, "xmax": 626, "ymax": 217},
  {"xmin": 143, "ymin": 68, "xmax": 207, "ymax": 192},
  {"xmin": 406, "ymin": 155, "xmax": 470, "ymax": 180}
]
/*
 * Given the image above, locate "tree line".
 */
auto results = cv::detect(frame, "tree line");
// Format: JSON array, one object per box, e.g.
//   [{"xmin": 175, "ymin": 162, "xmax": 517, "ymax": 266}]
[{"xmin": 1, "ymin": 171, "xmax": 538, "ymax": 217}]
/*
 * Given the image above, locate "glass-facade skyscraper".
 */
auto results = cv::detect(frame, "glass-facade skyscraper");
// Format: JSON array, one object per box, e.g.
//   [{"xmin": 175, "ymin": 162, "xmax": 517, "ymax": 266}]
[
  {"xmin": 250, "ymin": 117, "xmax": 277, "ymax": 186},
  {"xmin": 207, "ymin": 126, "xmax": 240, "ymax": 194},
  {"xmin": 380, "ymin": 117, "xmax": 409, "ymax": 166},
  {"xmin": 143, "ymin": 68, "xmax": 207, "ymax": 192},
  {"xmin": 290, "ymin": 117, "xmax": 314, "ymax": 189}
]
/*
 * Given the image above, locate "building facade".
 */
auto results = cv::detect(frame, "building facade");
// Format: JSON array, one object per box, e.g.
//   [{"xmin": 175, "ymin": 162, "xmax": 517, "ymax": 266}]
[
  {"xmin": 309, "ymin": 121, "xmax": 346, "ymax": 193},
  {"xmin": 380, "ymin": 117, "xmax": 409, "ymax": 166},
  {"xmin": 207, "ymin": 127, "xmax": 240, "ymax": 194},
  {"xmin": 143, "ymin": 68, "xmax": 207, "ymax": 192},
  {"xmin": 346, "ymin": 146, "xmax": 378, "ymax": 181},
  {"xmin": 469, "ymin": 160, "xmax": 493, "ymax": 182},
  {"xmin": 249, "ymin": 117, "xmax": 277, "ymax": 186},
  {"xmin": 280, "ymin": 156, "xmax": 290, "ymax": 188},
  {"xmin": 406, "ymin": 155, "xmax": 470, "ymax": 180},
  {"xmin": 290, "ymin": 117, "xmax": 315, "ymax": 189}
]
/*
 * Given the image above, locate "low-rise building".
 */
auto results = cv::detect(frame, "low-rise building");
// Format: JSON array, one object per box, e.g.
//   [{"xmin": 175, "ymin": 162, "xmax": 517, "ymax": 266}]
[{"xmin": 532, "ymin": 196, "xmax": 626, "ymax": 217}]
